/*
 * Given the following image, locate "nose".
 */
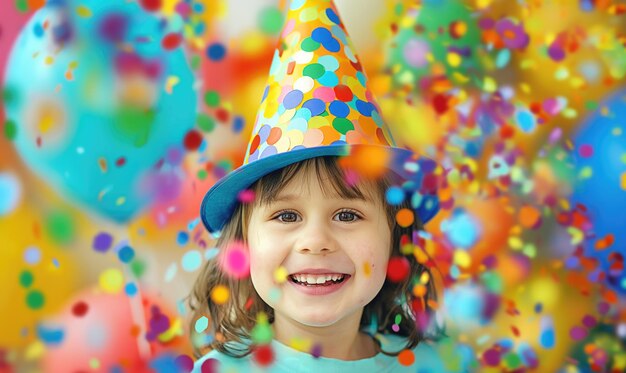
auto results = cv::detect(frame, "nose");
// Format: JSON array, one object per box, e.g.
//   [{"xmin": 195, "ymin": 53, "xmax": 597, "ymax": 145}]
[{"xmin": 295, "ymin": 218, "xmax": 338, "ymax": 255}]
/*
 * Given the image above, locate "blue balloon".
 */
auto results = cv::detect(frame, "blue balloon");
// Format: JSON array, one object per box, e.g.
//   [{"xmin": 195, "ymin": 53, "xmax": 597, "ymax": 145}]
[
  {"xmin": 572, "ymin": 90, "xmax": 626, "ymax": 294},
  {"xmin": 3, "ymin": 0, "xmax": 197, "ymax": 223}
]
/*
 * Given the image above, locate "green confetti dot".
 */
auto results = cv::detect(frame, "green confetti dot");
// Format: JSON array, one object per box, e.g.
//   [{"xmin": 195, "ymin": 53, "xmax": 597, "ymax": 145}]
[
  {"xmin": 503, "ymin": 352, "xmax": 521, "ymax": 369},
  {"xmin": 258, "ymin": 6, "xmax": 284, "ymax": 35},
  {"xmin": 251, "ymin": 312, "xmax": 273, "ymax": 344},
  {"xmin": 45, "ymin": 210, "xmax": 75, "ymax": 244},
  {"xmin": 130, "ymin": 258, "xmax": 147, "ymax": 279},
  {"xmin": 204, "ymin": 91, "xmax": 220, "ymax": 108},
  {"xmin": 197, "ymin": 114, "xmax": 216, "ymax": 132},
  {"xmin": 301, "ymin": 37, "xmax": 320, "ymax": 52},
  {"xmin": 303, "ymin": 64, "xmax": 325, "ymax": 79},
  {"xmin": 190, "ymin": 54, "xmax": 202, "ymax": 71},
  {"xmin": 4, "ymin": 120, "xmax": 17, "ymax": 140},
  {"xmin": 26, "ymin": 290, "xmax": 45, "ymax": 309},
  {"xmin": 89, "ymin": 358, "xmax": 100, "ymax": 369},
  {"xmin": 19, "ymin": 270, "xmax": 34, "ymax": 288},
  {"xmin": 15, "ymin": 0, "xmax": 28, "ymax": 13},
  {"xmin": 197, "ymin": 169, "xmax": 208, "ymax": 180},
  {"xmin": 585, "ymin": 101, "xmax": 598, "ymax": 111},
  {"xmin": 332, "ymin": 117, "xmax": 354, "ymax": 134},
  {"xmin": 2, "ymin": 86, "xmax": 17, "ymax": 104}
]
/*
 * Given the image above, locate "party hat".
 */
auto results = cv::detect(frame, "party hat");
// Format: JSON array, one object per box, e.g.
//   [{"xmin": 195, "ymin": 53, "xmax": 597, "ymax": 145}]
[{"xmin": 201, "ymin": 0, "xmax": 440, "ymax": 234}]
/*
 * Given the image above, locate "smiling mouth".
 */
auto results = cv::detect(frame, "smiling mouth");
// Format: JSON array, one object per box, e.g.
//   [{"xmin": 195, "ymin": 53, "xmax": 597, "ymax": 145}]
[{"xmin": 288, "ymin": 274, "xmax": 350, "ymax": 286}]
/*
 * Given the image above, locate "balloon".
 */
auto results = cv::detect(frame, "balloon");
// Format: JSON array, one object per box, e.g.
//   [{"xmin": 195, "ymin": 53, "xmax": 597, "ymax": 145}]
[
  {"xmin": 385, "ymin": 0, "xmax": 483, "ymax": 93},
  {"xmin": 42, "ymin": 288, "xmax": 186, "ymax": 372},
  {"xmin": 572, "ymin": 90, "xmax": 626, "ymax": 295},
  {"xmin": 3, "ymin": 0, "xmax": 197, "ymax": 223}
]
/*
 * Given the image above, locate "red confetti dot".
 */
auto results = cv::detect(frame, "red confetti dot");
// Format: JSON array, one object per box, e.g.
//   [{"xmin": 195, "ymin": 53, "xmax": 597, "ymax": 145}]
[
  {"xmin": 215, "ymin": 108, "xmax": 229, "ymax": 123},
  {"xmin": 115, "ymin": 157, "xmax": 126, "ymax": 167},
  {"xmin": 386, "ymin": 256, "xmax": 410, "ymax": 282},
  {"xmin": 183, "ymin": 130, "xmax": 203, "ymax": 150},
  {"xmin": 72, "ymin": 301, "xmax": 89, "ymax": 317},
  {"xmin": 200, "ymin": 358, "xmax": 219, "ymax": 373},
  {"xmin": 579, "ymin": 144, "xmax": 593, "ymax": 158},
  {"xmin": 432, "ymin": 94, "xmax": 449, "ymax": 115},
  {"xmin": 252, "ymin": 345, "xmax": 274, "ymax": 366},
  {"xmin": 139, "ymin": 0, "xmax": 162, "ymax": 11},
  {"xmin": 334, "ymin": 85, "xmax": 353, "ymax": 102},
  {"xmin": 161, "ymin": 33, "xmax": 182, "ymax": 50}
]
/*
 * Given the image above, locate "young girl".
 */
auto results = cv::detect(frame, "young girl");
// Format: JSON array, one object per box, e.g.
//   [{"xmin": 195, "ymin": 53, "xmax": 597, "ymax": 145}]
[
  {"xmin": 189, "ymin": 0, "xmax": 446, "ymax": 371},
  {"xmin": 190, "ymin": 155, "xmax": 446, "ymax": 372}
]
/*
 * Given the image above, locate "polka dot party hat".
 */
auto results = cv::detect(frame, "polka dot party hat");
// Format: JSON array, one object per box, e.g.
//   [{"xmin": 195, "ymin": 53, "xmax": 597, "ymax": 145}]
[{"xmin": 201, "ymin": 0, "xmax": 440, "ymax": 234}]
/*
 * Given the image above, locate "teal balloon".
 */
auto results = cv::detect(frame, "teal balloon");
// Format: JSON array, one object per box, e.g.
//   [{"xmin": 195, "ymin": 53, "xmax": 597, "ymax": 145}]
[
  {"xmin": 4, "ymin": 0, "xmax": 197, "ymax": 223},
  {"xmin": 572, "ymin": 90, "xmax": 626, "ymax": 294},
  {"xmin": 387, "ymin": 0, "xmax": 482, "ymax": 90}
]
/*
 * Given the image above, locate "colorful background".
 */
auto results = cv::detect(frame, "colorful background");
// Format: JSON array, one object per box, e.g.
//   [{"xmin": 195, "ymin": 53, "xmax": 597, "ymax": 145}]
[{"xmin": 1, "ymin": 0, "xmax": 625, "ymax": 372}]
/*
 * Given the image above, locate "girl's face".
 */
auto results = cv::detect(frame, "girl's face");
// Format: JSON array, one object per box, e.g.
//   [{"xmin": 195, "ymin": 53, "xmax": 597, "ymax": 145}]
[{"xmin": 247, "ymin": 165, "xmax": 392, "ymax": 329}]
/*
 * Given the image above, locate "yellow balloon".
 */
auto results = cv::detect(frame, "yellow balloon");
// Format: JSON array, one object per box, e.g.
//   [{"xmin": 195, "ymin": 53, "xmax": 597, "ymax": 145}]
[{"xmin": 0, "ymin": 204, "xmax": 80, "ymax": 348}]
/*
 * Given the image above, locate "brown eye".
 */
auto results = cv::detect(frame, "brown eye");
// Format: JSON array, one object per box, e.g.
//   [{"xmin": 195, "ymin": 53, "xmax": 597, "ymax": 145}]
[
  {"xmin": 335, "ymin": 211, "xmax": 359, "ymax": 222},
  {"xmin": 277, "ymin": 212, "xmax": 299, "ymax": 223}
]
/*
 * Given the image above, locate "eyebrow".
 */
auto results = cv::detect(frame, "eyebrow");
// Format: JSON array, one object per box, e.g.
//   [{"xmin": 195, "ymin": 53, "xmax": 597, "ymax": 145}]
[{"xmin": 265, "ymin": 192, "xmax": 370, "ymax": 205}]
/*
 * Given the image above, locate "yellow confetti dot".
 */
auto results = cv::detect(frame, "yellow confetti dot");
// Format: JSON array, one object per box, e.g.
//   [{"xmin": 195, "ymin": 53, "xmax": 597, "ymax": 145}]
[
  {"xmin": 274, "ymin": 266, "xmax": 288, "ymax": 283},
  {"xmin": 363, "ymin": 261, "xmax": 371, "ymax": 277},
  {"xmin": 396, "ymin": 208, "xmax": 414, "ymax": 228},
  {"xmin": 99, "ymin": 268, "xmax": 124, "ymax": 293},
  {"xmin": 76, "ymin": 5, "xmax": 92, "ymax": 18},
  {"xmin": 508, "ymin": 236, "xmax": 523, "ymax": 250},
  {"xmin": 447, "ymin": 52, "xmax": 462, "ymax": 68},
  {"xmin": 115, "ymin": 196, "xmax": 126, "ymax": 206},
  {"xmin": 69, "ymin": 61, "xmax": 79, "ymax": 69},
  {"xmin": 483, "ymin": 76, "xmax": 497, "ymax": 93},
  {"xmin": 165, "ymin": 76, "xmax": 179, "ymax": 94},
  {"xmin": 419, "ymin": 271, "xmax": 430, "ymax": 284},
  {"xmin": 453, "ymin": 250, "xmax": 471, "ymax": 268},
  {"xmin": 44, "ymin": 56, "xmax": 54, "ymax": 65},
  {"xmin": 210, "ymin": 285, "xmax": 229, "ymax": 305},
  {"xmin": 621, "ymin": 172, "xmax": 626, "ymax": 190}
]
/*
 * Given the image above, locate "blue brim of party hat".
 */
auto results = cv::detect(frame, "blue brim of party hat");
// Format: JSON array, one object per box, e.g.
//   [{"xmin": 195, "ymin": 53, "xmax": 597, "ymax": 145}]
[{"xmin": 200, "ymin": 144, "xmax": 440, "ymax": 235}]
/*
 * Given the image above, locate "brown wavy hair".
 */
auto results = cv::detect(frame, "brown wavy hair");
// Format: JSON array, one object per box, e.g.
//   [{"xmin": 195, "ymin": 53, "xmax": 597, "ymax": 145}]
[{"xmin": 188, "ymin": 156, "xmax": 445, "ymax": 358}]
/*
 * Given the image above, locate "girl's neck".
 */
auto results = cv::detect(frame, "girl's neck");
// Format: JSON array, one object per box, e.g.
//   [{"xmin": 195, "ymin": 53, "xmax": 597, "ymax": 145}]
[{"xmin": 271, "ymin": 315, "xmax": 378, "ymax": 361}]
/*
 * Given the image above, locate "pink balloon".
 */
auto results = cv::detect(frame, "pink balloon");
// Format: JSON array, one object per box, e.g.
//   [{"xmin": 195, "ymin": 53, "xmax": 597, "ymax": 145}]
[{"xmin": 42, "ymin": 289, "xmax": 185, "ymax": 372}]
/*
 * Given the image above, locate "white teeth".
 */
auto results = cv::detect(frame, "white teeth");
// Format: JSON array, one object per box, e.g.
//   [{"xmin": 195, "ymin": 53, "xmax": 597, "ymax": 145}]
[{"xmin": 291, "ymin": 274, "xmax": 345, "ymax": 284}]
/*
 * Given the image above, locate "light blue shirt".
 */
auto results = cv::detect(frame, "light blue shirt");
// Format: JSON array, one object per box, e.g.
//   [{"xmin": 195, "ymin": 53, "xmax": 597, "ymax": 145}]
[{"xmin": 193, "ymin": 334, "xmax": 460, "ymax": 373}]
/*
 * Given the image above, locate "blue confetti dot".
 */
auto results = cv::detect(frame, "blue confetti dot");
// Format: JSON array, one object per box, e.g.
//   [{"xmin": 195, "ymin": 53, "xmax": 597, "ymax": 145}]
[
  {"xmin": 329, "ymin": 101, "xmax": 349, "ymax": 118},
  {"xmin": 385, "ymin": 186, "xmax": 405, "ymax": 205},
  {"xmin": 33, "ymin": 23, "xmax": 44, "ymax": 38},
  {"xmin": 516, "ymin": 109, "xmax": 536, "ymax": 133},
  {"xmin": 441, "ymin": 209, "xmax": 480, "ymax": 249},
  {"xmin": 325, "ymin": 8, "xmax": 341, "ymax": 24},
  {"xmin": 283, "ymin": 90, "xmax": 304, "ymax": 109},
  {"xmin": 125, "ymin": 282, "xmax": 138, "ymax": 296},
  {"xmin": 318, "ymin": 71, "xmax": 339, "ymax": 87},
  {"xmin": 206, "ymin": 43, "xmax": 226, "ymax": 61},
  {"xmin": 177, "ymin": 231, "xmax": 189, "ymax": 246},
  {"xmin": 311, "ymin": 27, "xmax": 332, "ymax": 43},
  {"xmin": 302, "ymin": 98, "xmax": 326, "ymax": 116},
  {"xmin": 24, "ymin": 246, "xmax": 42, "ymax": 265},
  {"xmin": 233, "ymin": 116, "xmax": 245, "ymax": 133},
  {"xmin": 355, "ymin": 100, "xmax": 374, "ymax": 117},
  {"xmin": 118, "ymin": 246, "xmax": 135, "ymax": 263},
  {"xmin": 37, "ymin": 324, "xmax": 65, "ymax": 345},
  {"xmin": 323, "ymin": 38, "xmax": 341, "ymax": 53}
]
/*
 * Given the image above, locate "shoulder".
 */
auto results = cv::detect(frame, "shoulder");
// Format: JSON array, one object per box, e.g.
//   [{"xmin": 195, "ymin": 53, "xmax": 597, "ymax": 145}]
[
  {"xmin": 192, "ymin": 348, "xmax": 253, "ymax": 373},
  {"xmin": 374, "ymin": 334, "xmax": 465, "ymax": 372}
]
